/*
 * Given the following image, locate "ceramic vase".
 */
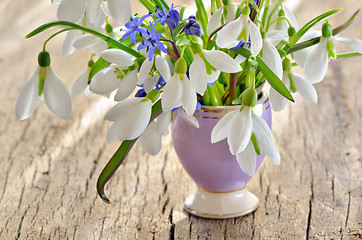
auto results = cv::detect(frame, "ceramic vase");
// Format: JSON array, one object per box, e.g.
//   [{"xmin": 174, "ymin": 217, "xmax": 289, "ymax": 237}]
[{"xmin": 170, "ymin": 92, "xmax": 271, "ymax": 219}]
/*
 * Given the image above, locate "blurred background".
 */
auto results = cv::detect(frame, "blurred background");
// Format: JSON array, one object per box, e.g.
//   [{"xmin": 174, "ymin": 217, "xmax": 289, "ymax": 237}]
[{"xmin": 0, "ymin": 0, "xmax": 361, "ymax": 239}]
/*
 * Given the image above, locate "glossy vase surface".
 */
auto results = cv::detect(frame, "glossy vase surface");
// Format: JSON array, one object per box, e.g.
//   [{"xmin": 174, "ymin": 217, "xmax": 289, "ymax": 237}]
[{"xmin": 171, "ymin": 92, "xmax": 271, "ymax": 219}]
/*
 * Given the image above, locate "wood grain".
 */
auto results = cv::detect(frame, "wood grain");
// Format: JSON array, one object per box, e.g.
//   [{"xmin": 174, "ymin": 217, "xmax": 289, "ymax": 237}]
[{"xmin": 0, "ymin": 0, "xmax": 361, "ymax": 239}]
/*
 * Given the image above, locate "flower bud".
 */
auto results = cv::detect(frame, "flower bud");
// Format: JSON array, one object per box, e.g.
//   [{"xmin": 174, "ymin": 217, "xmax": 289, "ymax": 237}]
[
  {"xmin": 241, "ymin": 5, "xmax": 251, "ymax": 16},
  {"xmin": 242, "ymin": 88, "xmax": 258, "ymax": 107},
  {"xmin": 278, "ymin": 8, "xmax": 285, "ymax": 17},
  {"xmin": 175, "ymin": 58, "xmax": 187, "ymax": 74},
  {"xmin": 191, "ymin": 42, "xmax": 202, "ymax": 54},
  {"xmin": 105, "ymin": 23, "xmax": 113, "ymax": 34},
  {"xmin": 322, "ymin": 21, "xmax": 333, "ymax": 38},
  {"xmin": 222, "ymin": 0, "xmax": 231, "ymax": 5},
  {"xmin": 288, "ymin": 27, "xmax": 296, "ymax": 37},
  {"xmin": 282, "ymin": 58, "xmax": 292, "ymax": 72},
  {"xmin": 38, "ymin": 51, "xmax": 50, "ymax": 67},
  {"xmin": 88, "ymin": 59, "xmax": 95, "ymax": 68}
]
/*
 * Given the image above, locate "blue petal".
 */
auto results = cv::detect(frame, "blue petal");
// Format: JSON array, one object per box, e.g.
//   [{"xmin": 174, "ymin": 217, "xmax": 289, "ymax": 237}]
[
  {"xmin": 148, "ymin": 46, "xmax": 156, "ymax": 61},
  {"xmin": 157, "ymin": 42, "xmax": 168, "ymax": 53}
]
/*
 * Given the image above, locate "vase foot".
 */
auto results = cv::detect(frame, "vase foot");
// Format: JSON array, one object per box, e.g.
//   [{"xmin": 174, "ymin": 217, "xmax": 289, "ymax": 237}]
[{"xmin": 184, "ymin": 188, "xmax": 258, "ymax": 219}]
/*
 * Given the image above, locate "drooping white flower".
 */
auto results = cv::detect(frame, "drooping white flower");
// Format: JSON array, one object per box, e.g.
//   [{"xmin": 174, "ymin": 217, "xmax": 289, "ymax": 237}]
[
  {"xmin": 56, "ymin": 0, "xmax": 131, "ymax": 25},
  {"xmin": 161, "ymin": 73, "xmax": 197, "ymax": 116},
  {"xmin": 15, "ymin": 66, "xmax": 72, "ymax": 120},
  {"xmin": 304, "ymin": 26, "xmax": 362, "ymax": 84},
  {"xmin": 270, "ymin": 58, "xmax": 317, "ymax": 111},
  {"xmin": 189, "ymin": 45, "xmax": 242, "ymax": 94},
  {"xmin": 215, "ymin": 9, "xmax": 262, "ymax": 54},
  {"xmin": 211, "ymin": 106, "xmax": 280, "ymax": 176},
  {"xmin": 104, "ymin": 98, "xmax": 152, "ymax": 141},
  {"xmin": 138, "ymin": 111, "xmax": 171, "ymax": 155},
  {"xmin": 89, "ymin": 49, "xmax": 136, "ymax": 99},
  {"xmin": 262, "ymin": 38, "xmax": 283, "ymax": 80},
  {"xmin": 206, "ymin": 3, "xmax": 236, "ymax": 35},
  {"xmin": 71, "ymin": 66, "xmax": 92, "ymax": 99}
]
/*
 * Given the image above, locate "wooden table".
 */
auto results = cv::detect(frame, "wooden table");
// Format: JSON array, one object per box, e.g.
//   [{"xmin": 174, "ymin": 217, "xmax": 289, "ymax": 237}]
[{"xmin": 1, "ymin": 0, "xmax": 361, "ymax": 239}]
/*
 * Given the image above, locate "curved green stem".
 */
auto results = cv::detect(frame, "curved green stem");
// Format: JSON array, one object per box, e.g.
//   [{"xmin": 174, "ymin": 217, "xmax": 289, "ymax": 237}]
[
  {"xmin": 43, "ymin": 28, "xmax": 73, "ymax": 51},
  {"xmin": 26, "ymin": 21, "xmax": 143, "ymax": 58}
]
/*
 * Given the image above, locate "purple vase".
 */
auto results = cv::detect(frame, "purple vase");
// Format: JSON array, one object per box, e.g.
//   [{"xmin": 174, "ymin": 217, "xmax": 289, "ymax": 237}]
[{"xmin": 170, "ymin": 92, "xmax": 271, "ymax": 219}]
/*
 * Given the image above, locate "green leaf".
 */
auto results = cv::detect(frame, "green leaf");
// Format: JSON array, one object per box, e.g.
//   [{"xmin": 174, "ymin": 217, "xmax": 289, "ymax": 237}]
[
  {"xmin": 139, "ymin": 0, "xmax": 156, "ymax": 12},
  {"xmin": 256, "ymin": 57, "xmax": 294, "ymax": 102},
  {"xmin": 173, "ymin": 21, "xmax": 187, "ymax": 36},
  {"xmin": 195, "ymin": 0, "xmax": 208, "ymax": 35},
  {"xmin": 284, "ymin": 9, "xmax": 341, "ymax": 52},
  {"xmin": 333, "ymin": 9, "xmax": 360, "ymax": 36},
  {"xmin": 97, "ymin": 100, "xmax": 163, "ymax": 204},
  {"xmin": 26, "ymin": 21, "xmax": 144, "ymax": 58},
  {"xmin": 88, "ymin": 57, "xmax": 110, "ymax": 84}
]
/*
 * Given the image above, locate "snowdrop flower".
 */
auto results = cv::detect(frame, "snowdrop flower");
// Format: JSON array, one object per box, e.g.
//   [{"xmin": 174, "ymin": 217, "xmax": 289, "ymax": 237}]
[
  {"xmin": 56, "ymin": 0, "xmax": 131, "ymax": 25},
  {"xmin": 138, "ymin": 55, "xmax": 171, "ymax": 85},
  {"xmin": 304, "ymin": 22, "xmax": 362, "ymax": 84},
  {"xmin": 71, "ymin": 64, "xmax": 92, "ymax": 99},
  {"xmin": 206, "ymin": 2, "xmax": 236, "ymax": 35},
  {"xmin": 138, "ymin": 111, "xmax": 171, "ymax": 155},
  {"xmin": 105, "ymin": 97, "xmax": 152, "ymax": 141},
  {"xmin": 15, "ymin": 51, "xmax": 72, "ymax": 120},
  {"xmin": 73, "ymin": 28, "xmax": 108, "ymax": 56},
  {"xmin": 262, "ymin": 36, "xmax": 283, "ymax": 80},
  {"xmin": 189, "ymin": 43, "xmax": 242, "ymax": 94},
  {"xmin": 216, "ymin": 5, "xmax": 262, "ymax": 54},
  {"xmin": 270, "ymin": 58, "xmax": 317, "ymax": 111},
  {"xmin": 90, "ymin": 49, "xmax": 137, "ymax": 100},
  {"xmin": 162, "ymin": 58, "xmax": 197, "ymax": 116},
  {"xmin": 211, "ymin": 105, "xmax": 280, "ymax": 176}
]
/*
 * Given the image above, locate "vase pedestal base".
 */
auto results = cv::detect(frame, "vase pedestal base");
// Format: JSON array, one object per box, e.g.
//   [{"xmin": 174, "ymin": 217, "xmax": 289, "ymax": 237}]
[{"xmin": 184, "ymin": 188, "xmax": 258, "ymax": 219}]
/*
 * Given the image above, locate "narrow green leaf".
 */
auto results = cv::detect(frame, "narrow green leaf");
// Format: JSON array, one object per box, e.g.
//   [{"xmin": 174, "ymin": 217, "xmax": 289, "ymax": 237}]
[
  {"xmin": 173, "ymin": 21, "xmax": 187, "ymax": 36},
  {"xmin": 195, "ymin": 0, "xmax": 208, "ymax": 35},
  {"xmin": 333, "ymin": 9, "xmax": 360, "ymax": 36},
  {"xmin": 256, "ymin": 57, "xmax": 294, "ymax": 102},
  {"xmin": 97, "ymin": 100, "xmax": 163, "ymax": 204},
  {"xmin": 139, "ymin": 0, "xmax": 156, "ymax": 12},
  {"xmin": 88, "ymin": 57, "xmax": 110, "ymax": 84},
  {"xmin": 159, "ymin": 0, "xmax": 170, "ymax": 11},
  {"xmin": 26, "ymin": 21, "xmax": 144, "ymax": 58},
  {"xmin": 336, "ymin": 52, "xmax": 362, "ymax": 59},
  {"xmin": 284, "ymin": 9, "xmax": 341, "ymax": 52}
]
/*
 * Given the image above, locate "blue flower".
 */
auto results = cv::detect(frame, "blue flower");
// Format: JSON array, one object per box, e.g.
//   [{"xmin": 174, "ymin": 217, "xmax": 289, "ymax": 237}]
[
  {"xmin": 155, "ymin": 76, "xmax": 166, "ymax": 90},
  {"xmin": 153, "ymin": 4, "xmax": 180, "ymax": 29},
  {"xmin": 135, "ymin": 88, "xmax": 147, "ymax": 98},
  {"xmin": 184, "ymin": 16, "xmax": 201, "ymax": 37},
  {"xmin": 137, "ymin": 23, "xmax": 168, "ymax": 61},
  {"xmin": 121, "ymin": 14, "xmax": 150, "ymax": 45}
]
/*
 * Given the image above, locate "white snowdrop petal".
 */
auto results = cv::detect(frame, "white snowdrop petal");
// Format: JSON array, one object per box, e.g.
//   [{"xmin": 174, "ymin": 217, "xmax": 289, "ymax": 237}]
[
  {"xmin": 93, "ymin": 6, "xmax": 106, "ymax": 27},
  {"xmin": 177, "ymin": 109, "xmax": 199, "ymax": 129},
  {"xmin": 207, "ymin": 70, "xmax": 221, "ymax": 83},
  {"xmin": 284, "ymin": 5, "xmax": 298, "ymax": 29},
  {"xmin": 89, "ymin": 66, "xmax": 120, "ymax": 95},
  {"xmin": 267, "ymin": 30, "xmax": 288, "ymax": 43},
  {"xmin": 293, "ymin": 49, "xmax": 310, "ymax": 68},
  {"xmin": 252, "ymin": 114, "xmax": 280, "ymax": 165},
  {"xmin": 57, "ymin": 0, "xmax": 86, "ymax": 23},
  {"xmin": 249, "ymin": 21, "xmax": 263, "ymax": 56},
  {"xmin": 106, "ymin": 122, "xmax": 121, "ymax": 143},
  {"xmin": 156, "ymin": 111, "xmax": 172, "ymax": 134},
  {"xmin": 235, "ymin": 55, "xmax": 246, "ymax": 65},
  {"xmin": 86, "ymin": 0, "xmax": 102, "ymax": 23},
  {"xmin": 211, "ymin": 110, "xmax": 238, "ymax": 143},
  {"xmin": 43, "ymin": 67, "xmax": 72, "ymax": 120},
  {"xmin": 304, "ymin": 37, "xmax": 329, "ymax": 83},
  {"xmin": 207, "ymin": 7, "xmax": 223, "ymax": 35},
  {"xmin": 107, "ymin": 0, "xmax": 132, "ymax": 25},
  {"xmin": 15, "ymin": 67, "xmax": 40, "ymax": 120},
  {"xmin": 291, "ymin": 73, "xmax": 318, "ymax": 103},
  {"xmin": 262, "ymin": 39, "xmax": 283, "ymax": 79},
  {"xmin": 161, "ymin": 75, "xmax": 183, "ymax": 112},
  {"xmin": 333, "ymin": 36, "xmax": 362, "ymax": 54},
  {"xmin": 202, "ymin": 50, "xmax": 242, "ymax": 73},
  {"xmin": 215, "ymin": 18, "xmax": 243, "ymax": 49},
  {"xmin": 121, "ymin": 100, "xmax": 152, "ymax": 140},
  {"xmin": 155, "ymin": 55, "xmax": 171, "ymax": 81},
  {"xmin": 71, "ymin": 69, "xmax": 89, "ymax": 99},
  {"xmin": 100, "ymin": 49, "xmax": 133, "ymax": 67},
  {"xmin": 73, "ymin": 34, "xmax": 100, "ymax": 49},
  {"xmin": 225, "ymin": 4, "xmax": 236, "ymax": 23},
  {"xmin": 104, "ymin": 98, "xmax": 139, "ymax": 121},
  {"xmin": 143, "ymin": 76, "xmax": 159, "ymax": 93},
  {"xmin": 138, "ymin": 58, "xmax": 153, "ymax": 84},
  {"xmin": 236, "ymin": 141, "xmax": 256, "ymax": 176},
  {"xmin": 63, "ymin": 30, "xmax": 82, "ymax": 57},
  {"xmin": 181, "ymin": 79, "xmax": 197, "ymax": 116},
  {"xmin": 139, "ymin": 121, "xmax": 162, "ymax": 156},
  {"xmin": 189, "ymin": 55, "xmax": 208, "ymax": 94},
  {"xmin": 114, "ymin": 70, "xmax": 138, "ymax": 101},
  {"xmin": 269, "ymin": 73, "xmax": 290, "ymax": 111},
  {"xmin": 90, "ymin": 40, "xmax": 108, "ymax": 56},
  {"xmin": 228, "ymin": 107, "xmax": 253, "ymax": 155}
]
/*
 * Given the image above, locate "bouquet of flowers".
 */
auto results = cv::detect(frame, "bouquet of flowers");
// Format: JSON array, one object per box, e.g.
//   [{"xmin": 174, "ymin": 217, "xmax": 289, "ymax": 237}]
[{"xmin": 15, "ymin": 0, "xmax": 362, "ymax": 203}]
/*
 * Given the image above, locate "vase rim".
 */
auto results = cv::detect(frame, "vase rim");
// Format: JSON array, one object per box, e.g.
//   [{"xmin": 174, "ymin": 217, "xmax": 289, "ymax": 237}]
[{"xmin": 199, "ymin": 91, "xmax": 268, "ymax": 112}]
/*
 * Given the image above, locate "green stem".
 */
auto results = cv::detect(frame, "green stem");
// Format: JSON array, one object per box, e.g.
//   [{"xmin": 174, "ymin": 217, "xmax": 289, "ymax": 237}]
[
  {"xmin": 26, "ymin": 21, "xmax": 143, "ymax": 58},
  {"xmin": 229, "ymin": 73, "xmax": 238, "ymax": 105},
  {"xmin": 43, "ymin": 28, "xmax": 73, "ymax": 51},
  {"xmin": 336, "ymin": 52, "xmax": 362, "ymax": 59}
]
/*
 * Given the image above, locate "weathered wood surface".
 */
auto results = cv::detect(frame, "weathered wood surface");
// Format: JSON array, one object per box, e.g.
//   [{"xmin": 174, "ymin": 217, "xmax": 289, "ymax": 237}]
[{"xmin": 0, "ymin": 0, "xmax": 361, "ymax": 239}]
